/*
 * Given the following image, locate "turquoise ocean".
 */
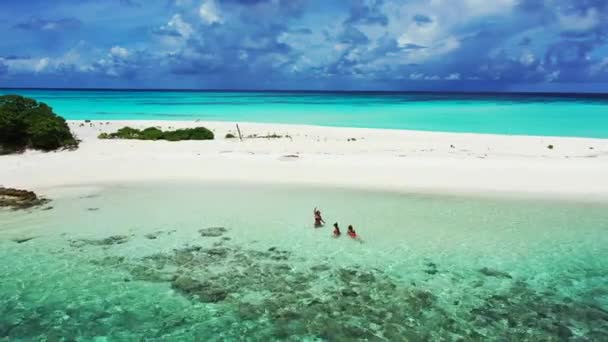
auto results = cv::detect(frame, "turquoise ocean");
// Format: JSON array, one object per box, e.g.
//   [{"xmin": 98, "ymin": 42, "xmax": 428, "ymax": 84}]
[
  {"xmin": 1, "ymin": 90, "xmax": 608, "ymax": 340},
  {"xmin": 1, "ymin": 89, "xmax": 608, "ymax": 137}
]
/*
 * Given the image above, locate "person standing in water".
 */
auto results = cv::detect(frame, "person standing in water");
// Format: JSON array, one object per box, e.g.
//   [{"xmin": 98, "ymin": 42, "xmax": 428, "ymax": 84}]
[
  {"xmin": 313, "ymin": 207, "xmax": 325, "ymax": 228},
  {"xmin": 347, "ymin": 225, "xmax": 363, "ymax": 243},
  {"xmin": 333, "ymin": 222, "xmax": 341, "ymax": 237},
  {"xmin": 347, "ymin": 225, "xmax": 357, "ymax": 238}
]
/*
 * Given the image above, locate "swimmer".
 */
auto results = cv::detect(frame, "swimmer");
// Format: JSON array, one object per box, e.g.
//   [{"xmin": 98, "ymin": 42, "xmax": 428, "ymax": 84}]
[
  {"xmin": 333, "ymin": 222, "xmax": 341, "ymax": 237},
  {"xmin": 347, "ymin": 225, "xmax": 357, "ymax": 238},
  {"xmin": 347, "ymin": 225, "xmax": 363, "ymax": 243},
  {"xmin": 313, "ymin": 207, "xmax": 325, "ymax": 228}
]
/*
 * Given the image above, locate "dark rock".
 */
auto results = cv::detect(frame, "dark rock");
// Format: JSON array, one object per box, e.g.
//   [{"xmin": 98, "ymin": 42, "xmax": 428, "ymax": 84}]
[
  {"xmin": 86, "ymin": 208, "xmax": 99, "ymax": 211},
  {"xmin": 238, "ymin": 303, "xmax": 263, "ymax": 320},
  {"xmin": 204, "ymin": 248, "xmax": 229, "ymax": 257},
  {"xmin": 553, "ymin": 322, "xmax": 573, "ymax": 339},
  {"xmin": 179, "ymin": 246, "xmax": 202, "ymax": 252},
  {"xmin": 171, "ymin": 276, "xmax": 228, "ymax": 303},
  {"xmin": 144, "ymin": 231, "xmax": 168, "ymax": 240},
  {"xmin": 310, "ymin": 264, "xmax": 331, "ymax": 272},
  {"xmin": 0, "ymin": 187, "xmax": 50, "ymax": 210},
  {"xmin": 341, "ymin": 289, "xmax": 359, "ymax": 297},
  {"xmin": 357, "ymin": 271, "xmax": 376, "ymax": 283},
  {"xmin": 274, "ymin": 308, "xmax": 301, "ymax": 320},
  {"xmin": 129, "ymin": 265, "xmax": 173, "ymax": 282},
  {"xmin": 12, "ymin": 237, "xmax": 36, "ymax": 244},
  {"xmin": 338, "ymin": 268, "xmax": 359, "ymax": 283},
  {"xmin": 199, "ymin": 227, "xmax": 228, "ymax": 237},
  {"xmin": 70, "ymin": 235, "xmax": 129, "ymax": 247},
  {"xmin": 270, "ymin": 255, "xmax": 289, "ymax": 261},
  {"xmin": 91, "ymin": 256, "xmax": 125, "ymax": 267},
  {"xmin": 479, "ymin": 267, "xmax": 513, "ymax": 279},
  {"xmin": 405, "ymin": 289, "xmax": 436, "ymax": 312}
]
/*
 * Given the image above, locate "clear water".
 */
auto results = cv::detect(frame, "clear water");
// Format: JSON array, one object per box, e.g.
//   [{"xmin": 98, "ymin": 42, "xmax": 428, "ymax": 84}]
[
  {"xmin": 1, "ymin": 182, "xmax": 607, "ymax": 340},
  {"xmin": 1, "ymin": 89, "xmax": 608, "ymax": 138}
]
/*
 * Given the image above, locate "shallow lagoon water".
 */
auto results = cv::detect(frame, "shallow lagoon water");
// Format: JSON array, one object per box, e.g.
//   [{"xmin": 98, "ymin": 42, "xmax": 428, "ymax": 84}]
[
  {"xmin": 1, "ymin": 182, "xmax": 608, "ymax": 340},
  {"xmin": 3, "ymin": 89, "xmax": 608, "ymax": 138}
]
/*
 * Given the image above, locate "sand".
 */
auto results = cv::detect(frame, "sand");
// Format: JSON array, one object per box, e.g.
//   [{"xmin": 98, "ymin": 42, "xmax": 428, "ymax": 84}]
[{"xmin": 1, "ymin": 120, "xmax": 607, "ymax": 201}]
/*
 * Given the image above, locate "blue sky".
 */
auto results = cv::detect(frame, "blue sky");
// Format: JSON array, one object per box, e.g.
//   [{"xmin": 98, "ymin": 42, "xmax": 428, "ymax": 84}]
[{"xmin": 1, "ymin": 0, "xmax": 607, "ymax": 91}]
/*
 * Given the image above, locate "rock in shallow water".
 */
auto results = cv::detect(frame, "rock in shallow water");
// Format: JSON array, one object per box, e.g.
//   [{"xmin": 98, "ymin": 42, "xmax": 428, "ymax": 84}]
[
  {"xmin": 0, "ymin": 187, "xmax": 50, "ymax": 210},
  {"xmin": 171, "ymin": 276, "xmax": 229, "ymax": 303},
  {"xmin": 12, "ymin": 237, "xmax": 36, "ymax": 244},
  {"xmin": 479, "ymin": 267, "xmax": 513, "ymax": 279},
  {"xmin": 199, "ymin": 227, "xmax": 229, "ymax": 237},
  {"xmin": 69, "ymin": 235, "xmax": 130, "ymax": 248}
]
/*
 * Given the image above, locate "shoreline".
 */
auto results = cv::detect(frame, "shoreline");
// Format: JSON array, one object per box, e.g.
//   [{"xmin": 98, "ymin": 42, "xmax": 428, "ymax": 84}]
[{"xmin": 1, "ymin": 119, "xmax": 608, "ymax": 202}]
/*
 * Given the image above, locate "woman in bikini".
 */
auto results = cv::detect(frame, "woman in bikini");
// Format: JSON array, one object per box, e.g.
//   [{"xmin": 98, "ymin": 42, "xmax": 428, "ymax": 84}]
[
  {"xmin": 314, "ymin": 207, "xmax": 325, "ymax": 228},
  {"xmin": 333, "ymin": 222, "xmax": 341, "ymax": 237}
]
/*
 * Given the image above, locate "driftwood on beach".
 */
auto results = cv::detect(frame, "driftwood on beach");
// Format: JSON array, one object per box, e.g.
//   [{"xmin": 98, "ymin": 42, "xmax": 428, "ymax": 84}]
[{"xmin": 0, "ymin": 187, "xmax": 50, "ymax": 210}]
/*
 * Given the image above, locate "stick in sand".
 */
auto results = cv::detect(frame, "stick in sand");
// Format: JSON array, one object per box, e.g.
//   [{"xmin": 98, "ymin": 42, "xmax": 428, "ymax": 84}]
[{"xmin": 236, "ymin": 124, "xmax": 243, "ymax": 141}]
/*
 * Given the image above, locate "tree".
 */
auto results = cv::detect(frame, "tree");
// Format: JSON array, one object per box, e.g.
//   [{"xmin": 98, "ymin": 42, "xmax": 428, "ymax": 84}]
[{"xmin": 0, "ymin": 95, "xmax": 78, "ymax": 154}]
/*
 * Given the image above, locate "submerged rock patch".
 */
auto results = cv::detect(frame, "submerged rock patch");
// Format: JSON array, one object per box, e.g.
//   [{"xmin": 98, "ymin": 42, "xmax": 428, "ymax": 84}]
[
  {"xmin": 77, "ymin": 239, "xmax": 608, "ymax": 341},
  {"xmin": 0, "ymin": 187, "xmax": 50, "ymax": 210},
  {"xmin": 479, "ymin": 267, "xmax": 513, "ymax": 279},
  {"xmin": 199, "ymin": 227, "xmax": 229, "ymax": 237},
  {"xmin": 12, "ymin": 237, "xmax": 36, "ymax": 244},
  {"xmin": 70, "ymin": 235, "xmax": 130, "ymax": 248}
]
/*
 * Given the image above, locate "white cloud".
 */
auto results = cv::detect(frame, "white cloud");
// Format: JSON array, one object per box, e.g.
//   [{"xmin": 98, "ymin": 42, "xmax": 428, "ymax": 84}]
[
  {"xmin": 169, "ymin": 14, "xmax": 194, "ymax": 39},
  {"xmin": 3, "ymin": 57, "xmax": 51, "ymax": 74},
  {"xmin": 409, "ymin": 72, "xmax": 424, "ymax": 80},
  {"xmin": 546, "ymin": 70, "xmax": 560, "ymax": 82},
  {"xmin": 519, "ymin": 51, "xmax": 535, "ymax": 66},
  {"xmin": 35, "ymin": 58, "xmax": 50, "ymax": 72},
  {"xmin": 199, "ymin": 0, "xmax": 222, "ymax": 25},
  {"xmin": 589, "ymin": 58, "xmax": 608, "ymax": 76},
  {"xmin": 110, "ymin": 46, "xmax": 130, "ymax": 58},
  {"xmin": 462, "ymin": 0, "xmax": 516, "ymax": 16},
  {"xmin": 445, "ymin": 73, "xmax": 460, "ymax": 80},
  {"xmin": 558, "ymin": 8, "xmax": 599, "ymax": 32},
  {"xmin": 397, "ymin": 15, "xmax": 440, "ymax": 48}
]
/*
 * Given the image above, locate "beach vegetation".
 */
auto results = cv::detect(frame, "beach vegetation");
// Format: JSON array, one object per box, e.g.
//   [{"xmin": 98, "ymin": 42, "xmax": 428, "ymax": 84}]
[
  {"xmin": 0, "ymin": 94, "xmax": 78, "ymax": 154},
  {"xmin": 225, "ymin": 133, "xmax": 236, "ymax": 139},
  {"xmin": 547, "ymin": 144, "xmax": 554, "ymax": 149},
  {"xmin": 98, "ymin": 126, "xmax": 214, "ymax": 141}
]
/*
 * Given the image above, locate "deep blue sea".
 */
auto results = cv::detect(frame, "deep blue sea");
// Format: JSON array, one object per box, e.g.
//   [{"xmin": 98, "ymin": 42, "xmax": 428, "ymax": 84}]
[{"xmin": 2, "ymin": 89, "xmax": 608, "ymax": 138}]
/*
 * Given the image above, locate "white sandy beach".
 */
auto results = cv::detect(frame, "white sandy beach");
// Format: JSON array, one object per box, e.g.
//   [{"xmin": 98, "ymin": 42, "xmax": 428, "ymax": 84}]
[{"xmin": 1, "ymin": 120, "xmax": 608, "ymax": 201}]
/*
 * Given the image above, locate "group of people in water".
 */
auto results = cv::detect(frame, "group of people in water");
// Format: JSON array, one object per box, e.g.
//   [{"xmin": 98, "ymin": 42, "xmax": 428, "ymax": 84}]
[{"xmin": 313, "ymin": 207, "xmax": 362, "ymax": 242}]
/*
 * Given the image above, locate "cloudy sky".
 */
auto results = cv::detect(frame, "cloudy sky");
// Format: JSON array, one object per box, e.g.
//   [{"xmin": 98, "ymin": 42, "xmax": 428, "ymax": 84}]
[{"xmin": 1, "ymin": 0, "xmax": 607, "ymax": 91}]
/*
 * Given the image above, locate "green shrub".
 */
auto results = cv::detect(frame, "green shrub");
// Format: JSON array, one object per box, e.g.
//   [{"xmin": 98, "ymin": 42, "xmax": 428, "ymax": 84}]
[
  {"xmin": 115, "ymin": 126, "xmax": 141, "ymax": 139},
  {"xmin": 100, "ymin": 126, "xmax": 214, "ymax": 142},
  {"xmin": 141, "ymin": 127, "xmax": 163, "ymax": 140},
  {"xmin": 187, "ymin": 127, "xmax": 214, "ymax": 140},
  {"xmin": 0, "ymin": 95, "xmax": 77, "ymax": 154},
  {"xmin": 225, "ymin": 133, "xmax": 236, "ymax": 139},
  {"xmin": 162, "ymin": 129, "xmax": 190, "ymax": 141}
]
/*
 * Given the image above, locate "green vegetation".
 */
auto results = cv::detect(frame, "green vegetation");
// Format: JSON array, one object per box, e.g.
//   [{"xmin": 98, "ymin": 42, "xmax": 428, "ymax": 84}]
[
  {"xmin": 99, "ymin": 126, "xmax": 214, "ymax": 141},
  {"xmin": 225, "ymin": 133, "xmax": 236, "ymax": 139},
  {"xmin": 0, "ymin": 95, "xmax": 78, "ymax": 154}
]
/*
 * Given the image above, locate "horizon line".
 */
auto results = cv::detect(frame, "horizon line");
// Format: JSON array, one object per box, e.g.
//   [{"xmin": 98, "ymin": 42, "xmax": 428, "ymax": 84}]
[{"xmin": 1, "ymin": 87, "xmax": 608, "ymax": 96}]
